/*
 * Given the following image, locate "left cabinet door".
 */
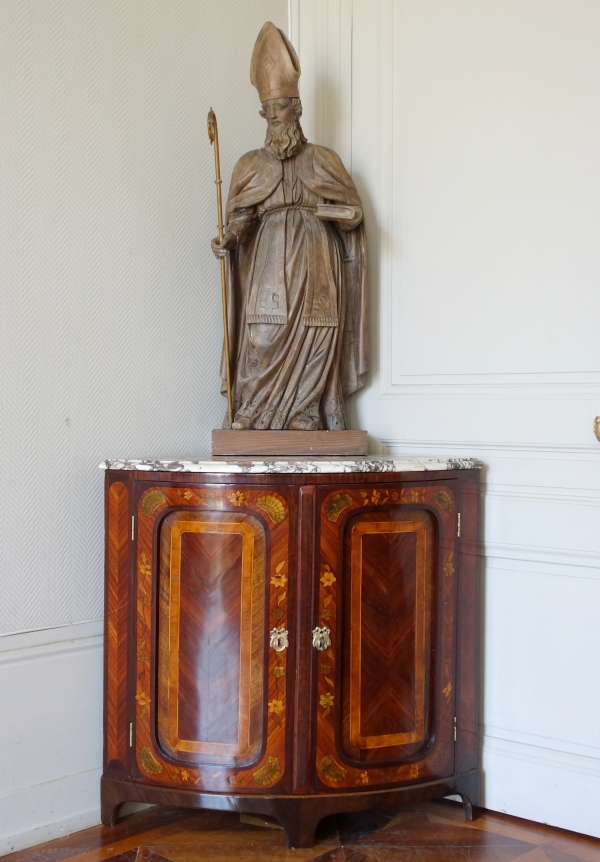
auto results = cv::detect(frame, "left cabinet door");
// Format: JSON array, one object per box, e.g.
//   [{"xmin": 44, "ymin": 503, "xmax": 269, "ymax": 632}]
[{"xmin": 133, "ymin": 481, "xmax": 293, "ymax": 793}]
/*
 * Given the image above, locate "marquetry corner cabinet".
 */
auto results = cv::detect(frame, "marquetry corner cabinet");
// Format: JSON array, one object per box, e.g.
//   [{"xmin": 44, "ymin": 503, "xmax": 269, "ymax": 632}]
[{"xmin": 101, "ymin": 457, "xmax": 482, "ymax": 848}]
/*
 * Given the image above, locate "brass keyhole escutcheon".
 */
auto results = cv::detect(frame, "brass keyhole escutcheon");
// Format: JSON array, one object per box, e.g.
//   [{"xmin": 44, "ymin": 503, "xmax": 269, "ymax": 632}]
[
  {"xmin": 312, "ymin": 626, "xmax": 331, "ymax": 651},
  {"xmin": 269, "ymin": 627, "xmax": 289, "ymax": 652}
]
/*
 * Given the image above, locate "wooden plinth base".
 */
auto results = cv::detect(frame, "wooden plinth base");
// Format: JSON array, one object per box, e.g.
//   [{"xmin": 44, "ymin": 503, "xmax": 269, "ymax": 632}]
[
  {"xmin": 212, "ymin": 429, "xmax": 368, "ymax": 457},
  {"xmin": 101, "ymin": 770, "xmax": 479, "ymax": 849}
]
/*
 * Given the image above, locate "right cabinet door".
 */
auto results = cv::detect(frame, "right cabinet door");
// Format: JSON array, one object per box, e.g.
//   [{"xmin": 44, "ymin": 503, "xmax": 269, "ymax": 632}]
[{"xmin": 313, "ymin": 481, "xmax": 458, "ymax": 791}]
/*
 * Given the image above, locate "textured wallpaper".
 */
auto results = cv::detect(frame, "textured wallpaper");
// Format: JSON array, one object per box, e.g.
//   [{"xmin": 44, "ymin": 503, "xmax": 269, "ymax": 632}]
[{"xmin": 0, "ymin": 0, "xmax": 287, "ymax": 635}]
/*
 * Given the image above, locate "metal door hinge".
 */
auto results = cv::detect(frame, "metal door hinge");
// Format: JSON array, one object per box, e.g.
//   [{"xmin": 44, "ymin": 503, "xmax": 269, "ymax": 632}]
[
  {"xmin": 453, "ymin": 716, "xmax": 457, "ymax": 742},
  {"xmin": 457, "ymin": 513, "xmax": 461, "ymax": 538},
  {"xmin": 129, "ymin": 722, "xmax": 133, "ymax": 747},
  {"xmin": 131, "ymin": 516, "xmax": 135, "ymax": 541}
]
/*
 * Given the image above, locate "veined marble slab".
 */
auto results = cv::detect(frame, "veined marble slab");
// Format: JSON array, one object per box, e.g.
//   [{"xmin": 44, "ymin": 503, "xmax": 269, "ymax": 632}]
[{"xmin": 100, "ymin": 457, "xmax": 482, "ymax": 474}]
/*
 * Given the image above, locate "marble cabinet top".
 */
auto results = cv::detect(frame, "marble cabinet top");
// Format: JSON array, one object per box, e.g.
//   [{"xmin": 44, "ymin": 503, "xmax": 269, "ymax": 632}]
[{"xmin": 100, "ymin": 457, "xmax": 482, "ymax": 475}]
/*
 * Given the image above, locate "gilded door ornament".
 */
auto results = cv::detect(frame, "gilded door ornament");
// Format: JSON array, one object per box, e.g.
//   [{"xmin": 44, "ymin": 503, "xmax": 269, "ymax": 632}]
[
  {"xmin": 140, "ymin": 488, "xmax": 166, "ymax": 518},
  {"xmin": 325, "ymin": 492, "xmax": 352, "ymax": 522},
  {"xmin": 320, "ymin": 754, "xmax": 347, "ymax": 782},
  {"xmin": 139, "ymin": 746, "xmax": 163, "ymax": 775},
  {"xmin": 312, "ymin": 626, "xmax": 331, "ymax": 651},
  {"xmin": 269, "ymin": 626, "xmax": 289, "ymax": 652},
  {"xmin": 432, "ymin": 489, "xmax": 454, "ymax": 514},
  {"xmin": 252, "ymin": 756, "xmax": 282, "ymax": 787},
  {"xmin": 257, "ymin": 494, "xmax": 286, "ymax": 524}
]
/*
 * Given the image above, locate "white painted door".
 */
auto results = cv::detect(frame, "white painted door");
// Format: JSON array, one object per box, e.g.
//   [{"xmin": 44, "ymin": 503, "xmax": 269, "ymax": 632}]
[{"xmin": 292, "ymin": 0, "xmax": 600, "ymax": 837}]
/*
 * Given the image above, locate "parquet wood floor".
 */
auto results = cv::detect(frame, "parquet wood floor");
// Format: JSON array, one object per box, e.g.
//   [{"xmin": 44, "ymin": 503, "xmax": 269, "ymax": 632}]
[{"xmin": 6, "ymin": 801, "xmax": 600, "ymax": 862}]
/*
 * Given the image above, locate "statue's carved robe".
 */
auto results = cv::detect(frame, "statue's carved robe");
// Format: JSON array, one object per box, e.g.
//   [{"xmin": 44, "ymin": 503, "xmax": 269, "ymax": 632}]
[{"xmin": 222, "ymin": 143, "xmax": 368, "ymax": 430}]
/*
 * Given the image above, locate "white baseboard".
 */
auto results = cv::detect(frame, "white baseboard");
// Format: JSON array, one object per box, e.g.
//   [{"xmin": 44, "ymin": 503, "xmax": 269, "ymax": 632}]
[
  {"xmin": 0, "ymin": 621, "xmax": 104, "ymax": 857},
  {"xmin": 0, "ymin": 769, "xmax": 101, "ymax": 857},
  {"xmin": 482, "ymin": 730, "xmax": 600, "ymax": 838}
]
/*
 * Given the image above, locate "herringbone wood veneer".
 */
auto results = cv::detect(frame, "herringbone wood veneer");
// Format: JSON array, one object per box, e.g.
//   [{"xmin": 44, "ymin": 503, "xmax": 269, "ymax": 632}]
[
  {"xmin": 177, "ymin": 530, "xmax": 245, "ymax": 747},
  {"xmin": 105, "ymin": 480, "xmax": 131, "ymax": 773}
]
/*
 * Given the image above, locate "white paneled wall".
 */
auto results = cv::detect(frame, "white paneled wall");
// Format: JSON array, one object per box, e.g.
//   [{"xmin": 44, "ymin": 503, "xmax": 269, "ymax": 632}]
[
  {"xmin": 291, "ymin": 0, "xmax": 600, "ymax": 839},
  {"xmin": 2, "ymin": 0, "xmax": 599, "ymax": 853},
  {"xmin": 0, "ymin": 1, "xmax": 286, "ymax": 855}
]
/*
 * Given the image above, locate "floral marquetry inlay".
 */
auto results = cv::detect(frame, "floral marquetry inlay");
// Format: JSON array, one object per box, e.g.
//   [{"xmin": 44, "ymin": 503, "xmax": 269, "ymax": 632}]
[
  {"xmin": 270, "ymin": 561, "xmax": 287, "ymax": 588},
  {"xmin": 227, "ymin": 490, "xmax": 248, "ymax": 507},
  {"xmin": 320, "ymin": 564, "xmax": 336, "ymax": 587}
]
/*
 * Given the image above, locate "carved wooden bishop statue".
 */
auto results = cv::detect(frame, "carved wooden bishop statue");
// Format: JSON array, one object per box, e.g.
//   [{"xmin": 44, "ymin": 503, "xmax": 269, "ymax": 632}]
[{"xmin": 212, "ymin": 22, "xmax": 368, "ymax": 433}]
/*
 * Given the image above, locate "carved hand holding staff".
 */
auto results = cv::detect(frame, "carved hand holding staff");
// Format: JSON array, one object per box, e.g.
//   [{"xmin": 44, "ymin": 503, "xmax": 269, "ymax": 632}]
[
  {"xmin": 207, "ymin": 108, "xmax": 233, "ymax": 428},
  {"xmin": 211, "ymin": 23, "xmax": 368, "ymax": 431}
]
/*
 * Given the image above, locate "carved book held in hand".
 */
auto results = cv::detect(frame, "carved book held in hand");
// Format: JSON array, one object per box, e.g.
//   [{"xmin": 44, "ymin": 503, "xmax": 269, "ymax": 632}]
[{"xmin": 315, "ymin": 204, "xmax": 360, "ymax": 221}]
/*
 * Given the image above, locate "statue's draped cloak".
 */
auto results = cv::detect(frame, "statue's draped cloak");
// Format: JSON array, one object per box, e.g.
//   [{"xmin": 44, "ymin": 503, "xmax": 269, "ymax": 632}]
[{"xmin": 221, "ymin": 143, "xmax": 368, "ymax": 429}]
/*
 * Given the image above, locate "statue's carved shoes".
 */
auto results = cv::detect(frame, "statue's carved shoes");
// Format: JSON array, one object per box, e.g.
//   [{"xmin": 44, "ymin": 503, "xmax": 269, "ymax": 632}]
[
  {"xmin": 232, "ymin": 416, "xmax": 253, "ymax": 430},
  {"xmin": 288, "ymin": 414, "xmax": 319, "ymax": 431}
]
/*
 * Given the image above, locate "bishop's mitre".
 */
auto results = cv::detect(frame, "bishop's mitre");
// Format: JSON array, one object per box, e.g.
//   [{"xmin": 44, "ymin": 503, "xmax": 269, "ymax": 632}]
[{"xmin": 250, "ymin": 22, "xmax": 301, "ymax": 102}]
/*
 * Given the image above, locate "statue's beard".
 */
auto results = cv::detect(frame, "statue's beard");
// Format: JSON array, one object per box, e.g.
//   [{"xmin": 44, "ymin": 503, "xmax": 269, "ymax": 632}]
[{"xmin": 265, "ymin": 120, "xmax": 307, "ymax": 160}]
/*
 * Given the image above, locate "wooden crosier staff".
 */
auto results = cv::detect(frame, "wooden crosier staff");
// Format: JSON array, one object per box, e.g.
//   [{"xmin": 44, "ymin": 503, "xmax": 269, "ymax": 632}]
[{"xmin": 207, "ymin": 108, "xmax": 233, "ymax": 428}]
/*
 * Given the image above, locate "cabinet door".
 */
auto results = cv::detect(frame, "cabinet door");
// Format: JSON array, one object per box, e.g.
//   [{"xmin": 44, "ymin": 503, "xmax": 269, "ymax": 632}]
[
  {"xmin": 133, "ymin": 482, "xmax": 292, "ymax": 793},
  {"xmin": 313, "ymin": 482, "xmax": 457, "ymax": 791}
]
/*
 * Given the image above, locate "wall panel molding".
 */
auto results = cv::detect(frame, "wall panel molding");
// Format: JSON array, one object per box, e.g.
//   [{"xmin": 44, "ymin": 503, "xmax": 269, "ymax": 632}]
[
  {"xmin": 486, "ymin": 485, "xmax": 600, "ymax": 509},
  {"xmin": 375, "ymin": 1, "xmax": 600, "ymax": 390},
  {"xmin": 382, "ymin": 438, "xmax": 600, "ymax": 458},
  {"xmin": 379, "ymin": 380, "xmax": 600, "ymax": 398},
  {"xmin": 484, "ymin": 543, "xmax": 600, "ymax": 578},
  {"xmin": 482, "ymin": 727, "xmax": 600, "ymax": 779},
  {"xmin": 0, "ymin": 618, "xmax": 103, "ymax": 647},
  {"xmin": 0, "ymin": 637, "xmax": 102, "ymax": 670}
]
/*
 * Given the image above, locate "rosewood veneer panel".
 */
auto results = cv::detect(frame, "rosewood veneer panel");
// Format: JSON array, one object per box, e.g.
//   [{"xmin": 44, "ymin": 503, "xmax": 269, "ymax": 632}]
[
  {"xmin": 352, "ymin": 516, "xmax": 432, "ymax": 746},
  {"xmin": 104, "ymin": 479, "xmax": 131, "ymax": 776}
]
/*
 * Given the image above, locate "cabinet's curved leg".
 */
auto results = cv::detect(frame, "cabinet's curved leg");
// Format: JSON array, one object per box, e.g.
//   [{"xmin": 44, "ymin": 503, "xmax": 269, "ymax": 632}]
[
  {"xmin": 265, "ymin": 800, "xmax": 321, "ymax": 849},
  {"xmin": 281, "ymin": 813, "xmax": 321, "ymax": 849},
  {"xmin": 460, "ymin": 794, "xmax": 474, "ymax": 822},
  {"xmin": 455, "ymin": 770, "xmax": 480, "ymax": 822},
  {"xmin": 100, "ymin": 781, "xmax": 124, "ymax": 827}
]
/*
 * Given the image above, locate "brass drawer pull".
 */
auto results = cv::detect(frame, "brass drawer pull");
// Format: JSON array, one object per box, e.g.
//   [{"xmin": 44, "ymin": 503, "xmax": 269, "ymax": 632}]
[
  {"xmin": 312, "ymin": 626, "xmax": 331, "ymax": 651},
  {"xmin": 269, "ymin": 627, "xmax": 289, "ymax": 652}
]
